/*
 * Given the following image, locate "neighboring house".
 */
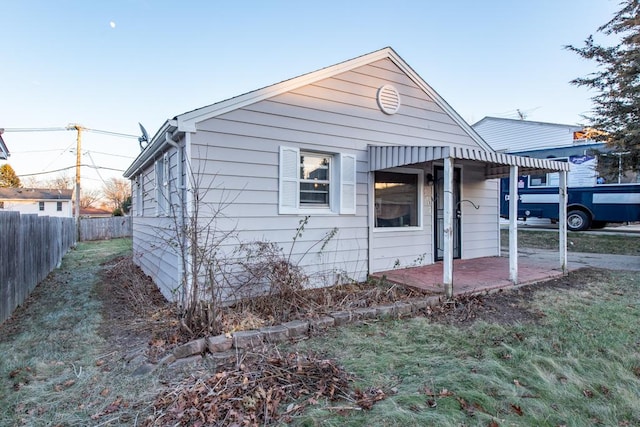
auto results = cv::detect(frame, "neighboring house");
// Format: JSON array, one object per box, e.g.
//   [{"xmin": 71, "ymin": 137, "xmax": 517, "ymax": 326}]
[
  {"xmin": 0, "ymin": 129, "xmax": 9, "ymax": 160},
  {"xmin": 124, "ymin": 47, "xmax": 568, "ymax": 303},
  {"xmin": 472, "ymin": 116, "xmax": 605, "ymax": 157},
  {"xmin": 0, "ymin": 188, "xmax": 73, "ymax": 217},
  {"xmin": 473, "ymin": 117, "xmax": 639, "ymax": 230},
  {"xmin": 78, "ymin": 207, "xmax": 113, "ymax": 218}
]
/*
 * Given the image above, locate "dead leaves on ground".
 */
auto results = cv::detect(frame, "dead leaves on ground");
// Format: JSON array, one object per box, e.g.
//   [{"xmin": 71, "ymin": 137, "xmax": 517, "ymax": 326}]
[
  {"xmin": 90, "ymin": 396, "xmax": 129, "ymax": 420},
  {"xmin": 8, "ymin": 366, "xmax": 34, "ymax": 390},
  {"xmin": 143, "ymin": 352, "xmax": 386, "ymax": 426},
  {"xmin": 423, "ymin": 384, "xmax": 524, "ymax": 423}
]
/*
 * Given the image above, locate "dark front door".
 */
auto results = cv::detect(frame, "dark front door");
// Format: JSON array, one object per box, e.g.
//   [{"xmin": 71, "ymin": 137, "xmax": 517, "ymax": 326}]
[{"xmin": 434, "ymin": 166, "xmax": 461, "ymax": 261}]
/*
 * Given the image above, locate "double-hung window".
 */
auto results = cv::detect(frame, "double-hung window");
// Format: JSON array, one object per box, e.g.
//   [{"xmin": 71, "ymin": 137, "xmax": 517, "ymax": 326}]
[
  {"xmin": 135, "ymin": 175, "xmax": 143, "ymax": 216},
  {"xmin": 39, "ymin": 201, "xmax": 45, "ymax": 211},
  {"xmin": 279, "ymin": 146, "xmax": 356, "ymax": 215},
  {"xmin": 155, "ymin": 153, "xmax": 170, "ymax": 216},
  {"xmin": 300, "ymin": 153, "xmax": 331, "ymax": 206},
  {"xmin": 56, "ymin": 201, "xmax": 62, "ymax": 212}
]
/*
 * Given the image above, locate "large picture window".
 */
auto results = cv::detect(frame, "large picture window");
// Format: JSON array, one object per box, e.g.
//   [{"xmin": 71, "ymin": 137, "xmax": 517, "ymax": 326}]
[{"xmin": 374, "ymin": 171, "xmax": 419, "ymax": 227}]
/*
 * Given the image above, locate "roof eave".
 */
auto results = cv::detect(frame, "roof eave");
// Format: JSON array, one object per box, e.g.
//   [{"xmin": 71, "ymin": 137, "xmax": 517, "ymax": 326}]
[
  {"xmin": 175, "ymin": 46, "xmax": 491, "ymax": 151},
  {"xmin": 123, "ymin": 119, "xmax": 188, "ymax": 178},
  {"xmin": 0, "ymin": 132, "xmax": 10, "ymax": 160}
]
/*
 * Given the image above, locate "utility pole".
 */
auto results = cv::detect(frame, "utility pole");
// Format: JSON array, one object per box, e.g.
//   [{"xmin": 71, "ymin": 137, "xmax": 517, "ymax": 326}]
[{"xmin": 69, "ymin": 124, "xmax": 83, "ymax": 224}]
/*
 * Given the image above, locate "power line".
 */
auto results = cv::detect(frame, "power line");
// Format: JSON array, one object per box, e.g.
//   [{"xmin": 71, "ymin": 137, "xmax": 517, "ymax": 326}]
[
  {"xmin": 40, "ymin": 141, "xmax": 76, "ymax": 172},
  {"xmin": 85, "ymin": 128, "xmax": 138, "ymax": 139},
  {"xmin": 86, "ymin": 152, "xmax": 107, "ymax": 185},
  {"xmin": 3, "ymin": 126, "xmax": 139, "ymax": 139},
  {"xmin": 86, "ymin": 150, "xmax": 135, "ymax": 159},
  {"xmin": 10, "ymin": 149, "xmax": 69, "ymax": 154},
  {"xmin": 3, "ymin": 127, "xmax": 68, "ymax": 132},
  {"xmin": 19, "ymin": 164, "xmax": 126, "ymax": 177}
]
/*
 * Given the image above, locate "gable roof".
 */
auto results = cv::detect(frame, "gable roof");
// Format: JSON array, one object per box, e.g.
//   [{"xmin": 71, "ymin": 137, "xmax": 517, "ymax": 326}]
[
  {"xmin": 0, "ymin": 188, "xmax": 73, "ymax": 200},
  {"xmin": 125, "ymin": 47, "xmax": 490, "ymax": 178},
  {"xmin": 472, "ymin": 116, "xmax": 583, "ymax": 131},
  {"xmin": 0, "ymin": 129, "xmax": 9, "ymax": 160},
  {"xmin": 472, "ymin": 116, "xmax": 587, "ymax": 153}
]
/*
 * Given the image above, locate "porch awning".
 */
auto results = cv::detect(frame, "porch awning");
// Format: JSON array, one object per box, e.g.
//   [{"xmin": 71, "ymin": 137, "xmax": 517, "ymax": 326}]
[{"xmin": 368, "ymin": 145, "xmax": 570, "ymax": 178}]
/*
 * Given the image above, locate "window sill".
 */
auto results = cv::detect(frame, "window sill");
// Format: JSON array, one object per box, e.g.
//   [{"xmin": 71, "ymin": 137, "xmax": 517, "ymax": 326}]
[{"xmin": 373, "ymin": 226, "xmax": 424, "ymax": 233}]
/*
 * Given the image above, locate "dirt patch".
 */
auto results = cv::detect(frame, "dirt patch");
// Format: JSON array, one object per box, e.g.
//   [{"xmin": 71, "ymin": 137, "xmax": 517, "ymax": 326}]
[
  {"xmin": 96, "ymin": 256, "xmax": 182, "ymax": 361},
  {"xmin": 95, "ymin": 256, "xmax": 608, "ymax": 355},
  {"xmin": 419, "ymin": 267, "xmax": 610, "ymax": 327}
]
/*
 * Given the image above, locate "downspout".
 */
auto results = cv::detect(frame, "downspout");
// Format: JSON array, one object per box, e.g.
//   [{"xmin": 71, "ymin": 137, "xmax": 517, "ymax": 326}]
[{"xmin": 165, "ymin": 130, "xmax": 187, "ymax": 307}]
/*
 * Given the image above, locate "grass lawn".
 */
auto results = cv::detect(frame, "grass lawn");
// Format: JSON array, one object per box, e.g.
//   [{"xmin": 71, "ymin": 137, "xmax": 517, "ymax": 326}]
[
  {"xmin": 288, "ymin": 269, "xmax": 640, "ymax": 426},
  {"xmin": 501, "ymin": 229, "xmax": 640, "ymax": 255},
  {"xmin": 1, "ymin": 237, "xmax": 639, "ymax": 425},
  {"xmin": 0, "ymin": 239, "xmax": 162, "ymax": 426}
]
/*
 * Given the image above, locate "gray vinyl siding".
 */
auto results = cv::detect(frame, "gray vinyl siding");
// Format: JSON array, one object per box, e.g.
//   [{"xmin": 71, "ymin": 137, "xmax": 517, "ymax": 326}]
[
  {"xmin": 186, "ymin": 58, "xmax": 492, "ymax": 285},
  {"xmin": 459, "ymin": 164, "xmax": 500, "ymax": 259},
  {"xmin": 132, "ymin": 218, "xmax": 181, "ymax": 299},
  {"xmin": 130, "ymin": 144, "xmax": 183, "ymax": 301}
]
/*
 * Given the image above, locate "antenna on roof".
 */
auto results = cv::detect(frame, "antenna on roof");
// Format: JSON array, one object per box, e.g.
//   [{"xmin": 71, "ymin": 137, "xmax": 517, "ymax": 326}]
[
  {"xmin": 517, "ymin": 109, "xmax": 526, "ymax": 120},
  {"xmin": 138, "ymin": 123, "xmax": 149, "ymax": 150}
]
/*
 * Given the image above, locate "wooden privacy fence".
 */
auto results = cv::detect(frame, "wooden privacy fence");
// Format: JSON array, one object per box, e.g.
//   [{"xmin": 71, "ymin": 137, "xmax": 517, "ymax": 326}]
[
  {"xmin": 79, "ymin": 216, "xmax": 132, "ymax": 241},
  {"xmin": 0, "ymin": 211, "xmax": 76, "ymax": 325}
]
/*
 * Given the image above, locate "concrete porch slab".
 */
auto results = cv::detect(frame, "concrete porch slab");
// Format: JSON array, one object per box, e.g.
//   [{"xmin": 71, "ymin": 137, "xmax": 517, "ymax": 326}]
[{"xmin": 370, "ymin": 256, "xmax": 566, "ymax": 296}]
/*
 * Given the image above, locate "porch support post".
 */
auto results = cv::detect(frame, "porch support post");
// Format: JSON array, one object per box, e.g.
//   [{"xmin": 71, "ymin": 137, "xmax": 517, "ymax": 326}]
[
  {"xmin": 559, "ymin": 170, "xmax": 568, "ymax": 274},
  {"xmin": 509, "ymin": 165, "xmax": 518, "ymax": 284},
  {"xmin": 367, "ymin": 171, "xmax": 375, "ymax": 275},
  {"xmin": 443, "ymin": 156, "xmax": 454, "ymax": 299}
]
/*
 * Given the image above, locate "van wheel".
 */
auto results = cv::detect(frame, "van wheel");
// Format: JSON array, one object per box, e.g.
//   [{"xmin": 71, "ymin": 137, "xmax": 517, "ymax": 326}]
[{"xmin": 567, "ymin": 210, "xmax": 591, "ymax": 231}]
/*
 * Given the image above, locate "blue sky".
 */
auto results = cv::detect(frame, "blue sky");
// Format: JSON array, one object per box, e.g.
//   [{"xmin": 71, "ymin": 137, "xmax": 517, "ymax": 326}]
[{"xmin": 1, "ymin": 0, "xmax": 620, "ymax": 190}]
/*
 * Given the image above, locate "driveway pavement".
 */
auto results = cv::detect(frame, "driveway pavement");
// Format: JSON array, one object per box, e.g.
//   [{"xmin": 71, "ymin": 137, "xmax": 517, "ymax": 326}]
[
  {"xmin": 515, "ymin": 248, "xmax": 640, "ymax": 272},
  {"xmin": 500, "ymin": 220, "xmax": 640, "ymax": 236}
]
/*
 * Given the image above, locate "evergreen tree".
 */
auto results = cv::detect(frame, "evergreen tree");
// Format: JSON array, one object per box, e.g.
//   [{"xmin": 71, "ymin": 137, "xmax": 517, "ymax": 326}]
[
  {"xmin": 566, "ymin": 0, "xmax": 640, "ymax": 173},
  {"xmin": 0, "ymin": 164, "xmax": 22, "ymax": 188}
]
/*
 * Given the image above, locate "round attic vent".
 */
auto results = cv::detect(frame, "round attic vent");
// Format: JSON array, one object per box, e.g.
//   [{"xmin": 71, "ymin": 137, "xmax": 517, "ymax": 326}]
[{"xmin": 377, "ymin": 84, "xmax": 401, "ymax": 115}]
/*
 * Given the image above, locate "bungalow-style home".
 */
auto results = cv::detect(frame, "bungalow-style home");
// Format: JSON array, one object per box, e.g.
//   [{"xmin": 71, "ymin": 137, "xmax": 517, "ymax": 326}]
[
  {"xmin": 0, "ymin": 129, "xmax": 10, "ymax": 160},
  {"xmin": 124, "ymin": 47, "xmax": 569, "ymax": 304},
  {"xmin": 0, "ymin": 188, "xmax": 73, "ymax": 217}
]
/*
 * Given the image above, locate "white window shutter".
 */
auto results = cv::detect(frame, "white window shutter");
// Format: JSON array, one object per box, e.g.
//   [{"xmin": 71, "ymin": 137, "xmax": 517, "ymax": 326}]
[
  {"xmin": 279, "ymin": 146, "xmax": 299, "ymax": 214},
  {"xmin": 340, "ymin": 153, "xmax": 356, "ymax": 214}
]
